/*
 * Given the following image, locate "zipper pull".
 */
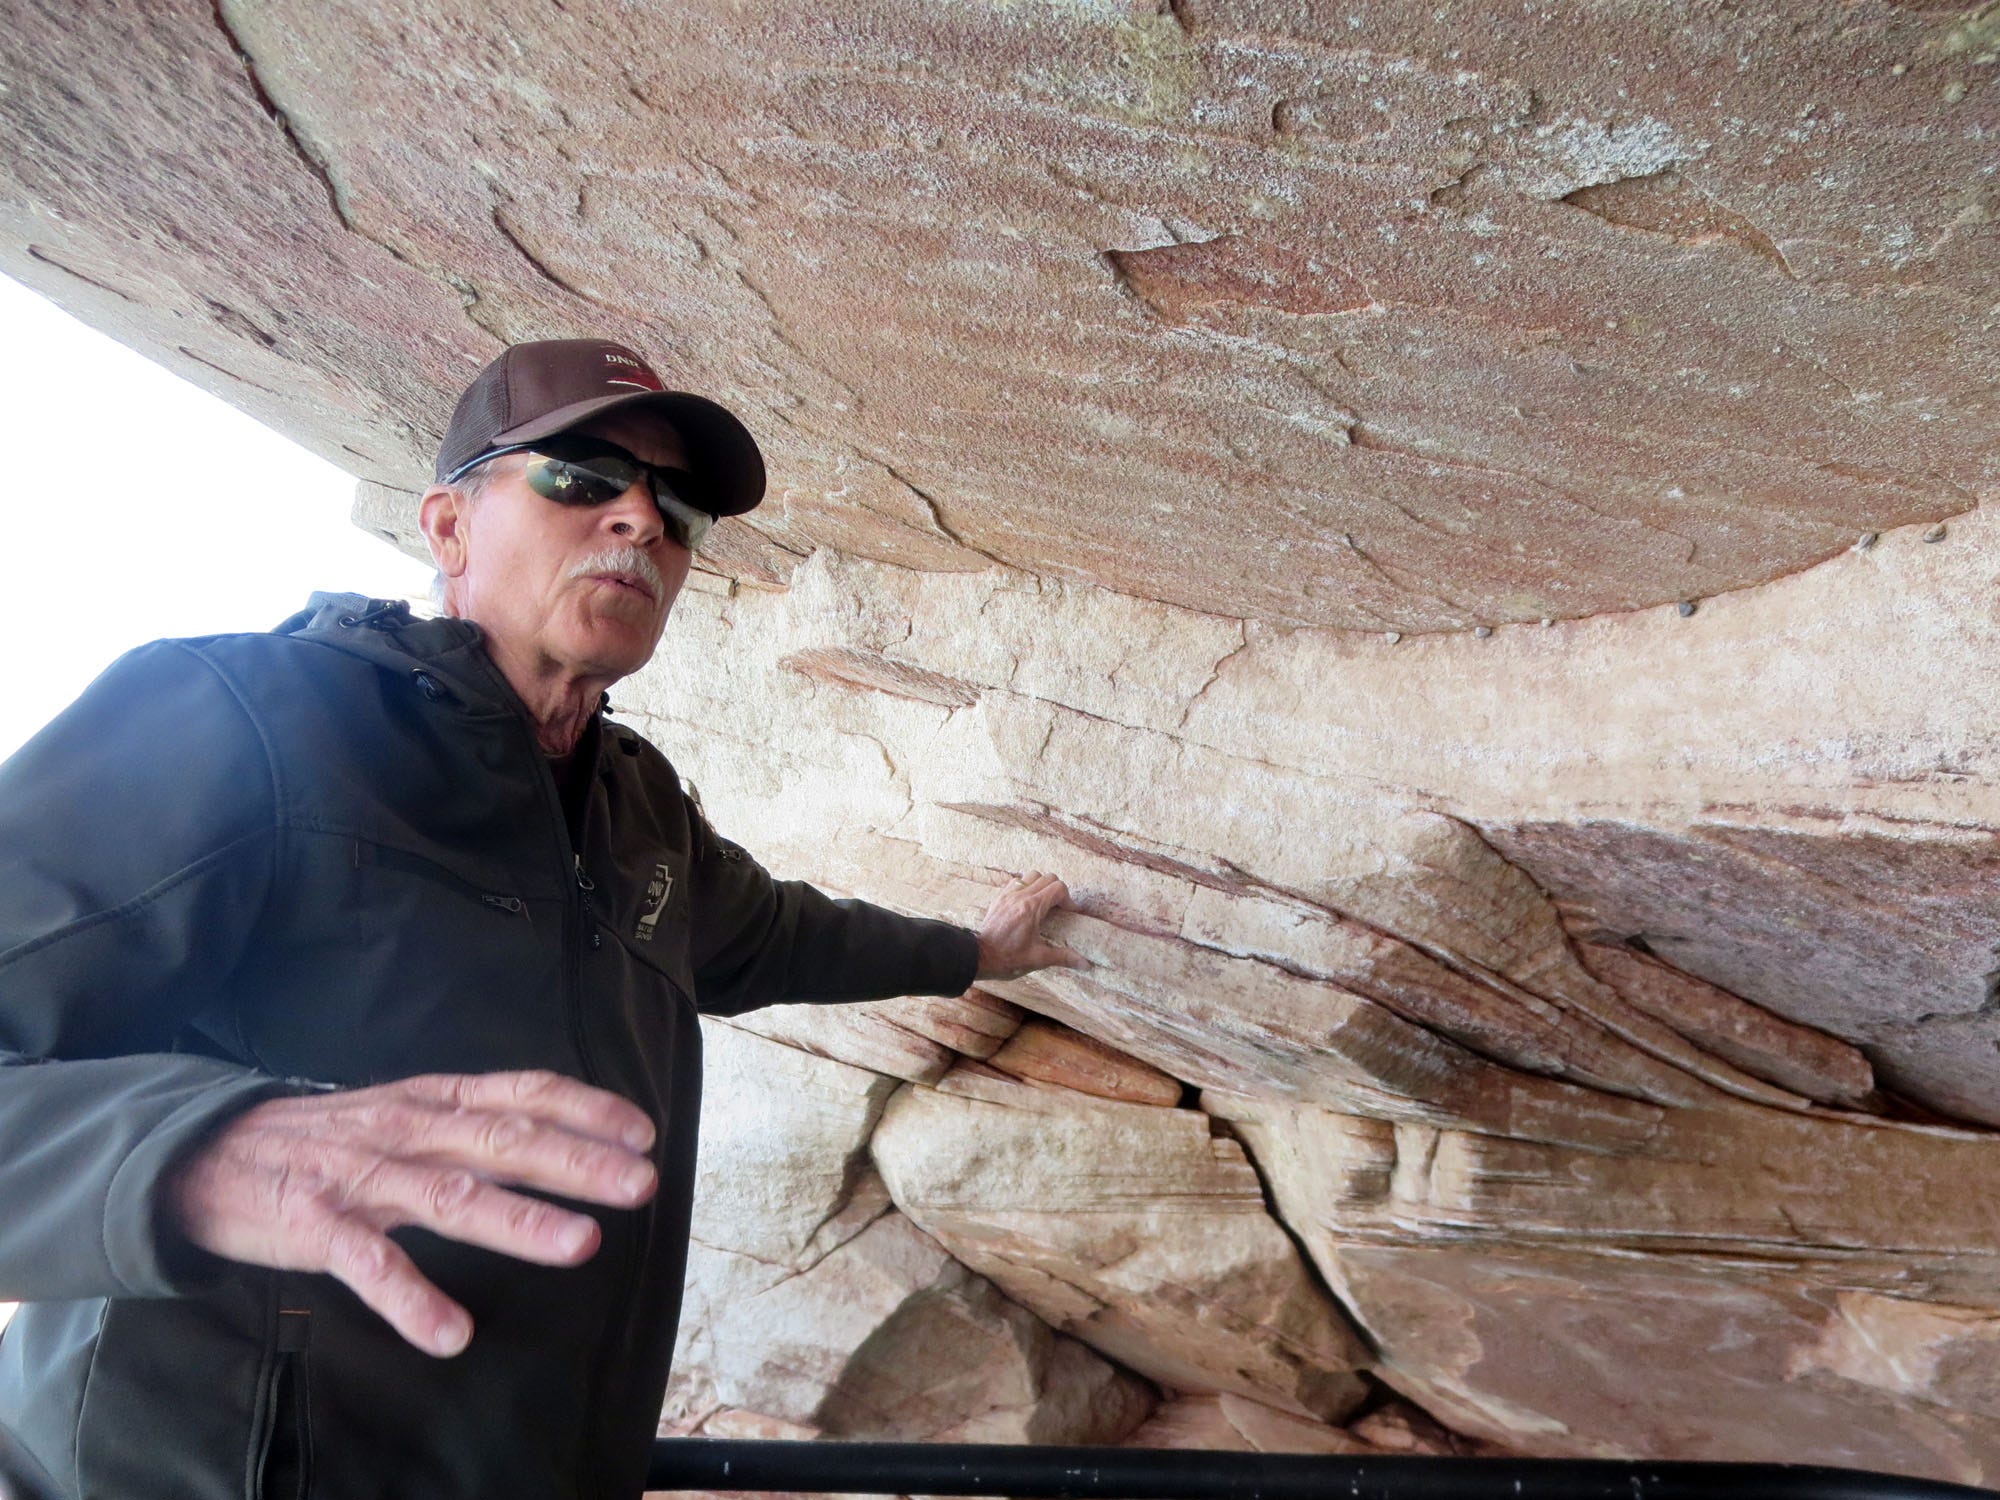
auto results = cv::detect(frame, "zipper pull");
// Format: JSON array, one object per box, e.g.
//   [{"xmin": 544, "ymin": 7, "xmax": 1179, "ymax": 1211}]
[
  {"xmin": 576, "ymin": 858, "xmax": 601, "ymax": 950},
  {"xmin": 482, "ymin": 894, "xmax": 528, "ymax": 920}
]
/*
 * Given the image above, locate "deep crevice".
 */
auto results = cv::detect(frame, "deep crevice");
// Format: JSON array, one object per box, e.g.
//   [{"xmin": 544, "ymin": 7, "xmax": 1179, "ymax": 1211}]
[
  {"xmin": 490, "ymin": 205, "xmax": 590, "ymax": 300},
  {"xmin": 208, "ymin": 0, "xmax": 351, "ymax": 231}
]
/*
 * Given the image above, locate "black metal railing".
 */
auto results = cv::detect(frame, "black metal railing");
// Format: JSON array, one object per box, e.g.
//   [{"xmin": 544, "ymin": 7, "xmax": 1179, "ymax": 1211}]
[{"xmin": 649, "ymin": 1439, "xmax": 2000, "ymax": 1500}]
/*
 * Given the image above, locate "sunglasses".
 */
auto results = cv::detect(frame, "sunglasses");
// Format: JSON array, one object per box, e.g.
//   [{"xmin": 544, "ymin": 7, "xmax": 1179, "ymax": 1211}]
[{"xmin": 446, "ymin": 436, "xmax": 717, "ymax": 552}]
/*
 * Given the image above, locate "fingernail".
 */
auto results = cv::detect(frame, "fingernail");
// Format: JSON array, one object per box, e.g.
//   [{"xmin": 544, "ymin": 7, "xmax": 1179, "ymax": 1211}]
[
  {"xmin": 435, "ymin": 1315, "xmax": 471, "ymax": 1357},
  {"xmin": 556, "ymin": 1218, "xmax": 594, "ymax": 1258},
  {"xmin": 620, "ymin": 1161, "xmax": 656, "ymax": 1199},
  {"xmin": 622, "ymin": 1120, "xmax": 656, "ymax": 1151}
]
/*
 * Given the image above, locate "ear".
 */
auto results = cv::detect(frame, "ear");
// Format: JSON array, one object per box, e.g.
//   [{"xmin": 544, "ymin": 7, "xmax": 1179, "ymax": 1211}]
[{"xmin": 419, "ymin": 484, "xmax": 472, "ymax": 582}]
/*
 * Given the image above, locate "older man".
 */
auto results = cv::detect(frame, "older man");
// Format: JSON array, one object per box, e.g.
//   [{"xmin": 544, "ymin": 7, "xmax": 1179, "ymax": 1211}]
[{"xmin": 0, "ymin": 339, "xmax": 1082, "ymax": 1500}]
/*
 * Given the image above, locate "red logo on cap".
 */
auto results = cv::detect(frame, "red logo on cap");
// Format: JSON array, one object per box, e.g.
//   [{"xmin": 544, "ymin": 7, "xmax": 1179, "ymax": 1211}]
[{"xmin": 603, "ymin": 351, "xmax": 666, "ymax": 393}]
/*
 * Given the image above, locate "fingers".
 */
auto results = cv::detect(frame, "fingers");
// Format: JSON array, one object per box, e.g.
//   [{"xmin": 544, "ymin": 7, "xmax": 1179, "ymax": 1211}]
[
  {"xmin": 1045, "ymin": 942, "xmax": 1092, "ymax": 972},
  {"xmin": 314, "ymin": 1208, "xmax": 474, "ymax": 1358},
  {"xmin": 1004, "ymin": 872, "xmax": 1071, "ymax": 919},
  {"xmin": 169, "ymin": 1070, "xmax": 663, "ymax": 1358},
  {"xmin": 975, "ymin": 872, "xmax": 1092, "ymax": 980},
  {"xmin": 235, "ymin": 1142, "xmax": 617, "ymax": 1356},
  {"xmin": 368, "ymin": 1077, "xmax": 658, "ymax": 1210},
  {"xmin": 341, "ymin": 1157, "xmax": 609, "ymax": 1266},
  {"xmin": 414, "ymin": 1069, "xmax": 656, "ymax": 1153}
]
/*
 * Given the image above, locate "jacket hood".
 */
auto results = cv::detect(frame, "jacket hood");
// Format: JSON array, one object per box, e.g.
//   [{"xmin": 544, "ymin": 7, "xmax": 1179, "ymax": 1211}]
[{"xmin": 275, "ymin": 593, "xmax": 511, "ymax": 711}]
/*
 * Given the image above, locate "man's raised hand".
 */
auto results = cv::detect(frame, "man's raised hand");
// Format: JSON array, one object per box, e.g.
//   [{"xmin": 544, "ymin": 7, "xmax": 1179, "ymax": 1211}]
[
  {"xmin": 975, "ymin": 871, "xmax": 1090, "ymax": 980},
  {"xmin": 168, "ymin": 1070, "xmax": 657, "ymax": 1359}
]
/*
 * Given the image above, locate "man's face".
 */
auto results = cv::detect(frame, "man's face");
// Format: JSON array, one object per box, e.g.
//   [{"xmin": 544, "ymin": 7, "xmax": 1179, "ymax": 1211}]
[{"xmin": 442, "ymin": 411, "xmax": 696, "ymax": 683}]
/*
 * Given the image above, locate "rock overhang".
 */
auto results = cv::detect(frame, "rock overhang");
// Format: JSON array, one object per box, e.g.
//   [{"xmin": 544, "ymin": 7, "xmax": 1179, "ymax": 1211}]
[{"xmin": 4, "ymin": 0, "xmax": 1994, "ymax": 633}]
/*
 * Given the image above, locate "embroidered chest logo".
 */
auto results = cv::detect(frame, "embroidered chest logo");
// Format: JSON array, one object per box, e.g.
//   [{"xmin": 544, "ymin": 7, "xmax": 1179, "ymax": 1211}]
[{"xmin": 635, "ymin": 862, "xmax": 674, "ymax": 943}]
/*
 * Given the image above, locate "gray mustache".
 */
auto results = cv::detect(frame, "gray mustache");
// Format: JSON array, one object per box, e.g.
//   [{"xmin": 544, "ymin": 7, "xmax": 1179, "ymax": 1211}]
[{"xmin": 568, "ymin": 547, "xmax": 665, "ymax": 599}]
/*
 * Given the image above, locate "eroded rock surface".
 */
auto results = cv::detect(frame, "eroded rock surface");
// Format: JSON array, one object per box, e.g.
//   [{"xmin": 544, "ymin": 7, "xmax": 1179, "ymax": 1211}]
[
  {"xmin": 4, "ymin": 0, "xmax": 1996, "ymax": 629},
  {"xmin": 873, "ymin": 1069, "xmax": 1371, "ymax": 1421},
  {"xmin": 668, "ymin": 1023, "xmax": 1153, "ymax": 1445},
  {"xmin": 640, "ymin": 527, "xmax": 2000, "ymax": 1477}
]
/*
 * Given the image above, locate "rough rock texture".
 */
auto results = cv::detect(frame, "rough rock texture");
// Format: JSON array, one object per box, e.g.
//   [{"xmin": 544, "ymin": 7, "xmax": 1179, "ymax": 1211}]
[
  {"xmin": 1210, "ymin": 1092, "xmax": 2000, "ymax": 1475},
  {"xmin": 4, "ymin": 1, "xmax": 1997, "ymax": 630},
  {"xmin": 667, "ymin": 1023, "xmax": 1154, "ymax": 1445},
  {"xmin": 1565, "ymin": 935, "xmax": 1877, "ymax": 1108},
  {"xmin": 985, "ymin": 1017, "xmax": 1185, "ymax": 1105},
  {"xmin": 873, "ymin": 1069, "xmax": 1371, "ymax": 1421},
  {"xmin": 630, "ymin": 523, "xmax": 2000, "ymax": 1475},
  {"xmin": 632, "ymin": 535, "xmax": 1981, "ymax": 1117},
  {"xmin": 1317, "ymin": 1247, "xmax": 2000, "ymax": 1480},
  {"xmin": 1117, "ymin": 1391, "xmax": 1502, "ymax": 1456},
  {"xmin": 8, "ymin": 0, "xmax": 2000, "ymax": 1483},
  {"xmin": 1122, "ymin": 1394, "xmax": 1372, "ymax": 1455},
  {"xmin": 727, "ymin": 989, "xmax": 1025, "ymax": 1085}
]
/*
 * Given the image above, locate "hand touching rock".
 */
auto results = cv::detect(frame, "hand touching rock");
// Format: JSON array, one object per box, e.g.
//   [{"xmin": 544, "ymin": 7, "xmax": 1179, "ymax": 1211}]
[{"xmin": 975, "ymin": 872, "xmax": 1090, "ymax": 980}]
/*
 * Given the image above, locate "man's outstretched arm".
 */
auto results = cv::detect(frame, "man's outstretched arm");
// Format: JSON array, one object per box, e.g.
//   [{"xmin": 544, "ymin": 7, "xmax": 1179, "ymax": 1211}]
[{"xmin": 690, "ymin": 825, "xmax": 1092, "ymax": 1014}]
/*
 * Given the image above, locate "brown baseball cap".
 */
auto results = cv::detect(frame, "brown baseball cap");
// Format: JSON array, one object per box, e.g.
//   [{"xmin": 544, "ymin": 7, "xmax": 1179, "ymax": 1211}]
[{"xmin": 435, "ymin": 338, "xmax": 765, "ymax": 515}]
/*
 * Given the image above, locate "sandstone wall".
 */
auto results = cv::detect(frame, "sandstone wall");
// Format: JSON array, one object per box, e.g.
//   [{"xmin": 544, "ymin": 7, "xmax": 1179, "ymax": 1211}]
[{"xmin": 632, "ymin": 512, "xmax": 2000, "ymax": 1482}]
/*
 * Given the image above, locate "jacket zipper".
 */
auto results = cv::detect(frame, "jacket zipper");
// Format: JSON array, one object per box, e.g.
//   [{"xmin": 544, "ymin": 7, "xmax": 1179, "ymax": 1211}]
[
  {"xmin": 556, "ymin": 851, "xmax": 601, "ymax": 1091},
  {"xmin": 255, "ymin": 1298, "xmax": 313, "ymax": 1500},
  {"xmin": 561, "ymin": 776, "xmax": 642, "ymax": 1495},
  {"xmin": 352, "ymin": 840, "xmax": 529, "ymax": 921},
  {"xmin": 575, "ymin": 857, "xmax": 601, "ymax": 951},
  {"xmin": 493, "ymin": 680, "xmax": 643, "ymax": 1492}
]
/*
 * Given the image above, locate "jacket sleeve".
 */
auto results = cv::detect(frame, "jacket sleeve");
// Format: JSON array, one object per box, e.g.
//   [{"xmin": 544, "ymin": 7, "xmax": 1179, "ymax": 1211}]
[
  {"xmin": 684, "ymin": 804, "xmax": 979, "ymax": 1018},
  {"xmin": 0, "ymin": 641, "xmax": 294, "ymax": 1302}
]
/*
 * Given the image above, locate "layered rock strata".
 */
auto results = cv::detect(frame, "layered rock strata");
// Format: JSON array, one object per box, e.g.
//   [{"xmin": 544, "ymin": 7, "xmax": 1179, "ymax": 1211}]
[
  {"xmin": 665, "ymin": 1023, "xmax": 1155, "ymax": 1445},
  {"xmin": 631, "ymin": 518, "xmax": 2000, "ymax": 1480}
]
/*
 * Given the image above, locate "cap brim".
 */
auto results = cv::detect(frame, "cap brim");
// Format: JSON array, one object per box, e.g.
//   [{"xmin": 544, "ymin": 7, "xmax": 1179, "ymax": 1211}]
[{"xmin": 494, "ymin": 390, "xmax": 766, "ymax": 516}]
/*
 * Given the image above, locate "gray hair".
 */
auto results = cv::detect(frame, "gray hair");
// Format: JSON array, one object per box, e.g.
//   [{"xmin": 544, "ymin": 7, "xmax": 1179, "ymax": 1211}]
[{"xmin": 428, "ymin": 457, "xmax": 501, "ymax": 614}]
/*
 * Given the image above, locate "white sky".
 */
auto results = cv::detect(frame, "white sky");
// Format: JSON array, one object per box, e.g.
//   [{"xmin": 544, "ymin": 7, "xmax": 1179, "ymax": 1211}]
[{"xmin": 0, "ymin": 276, "xmax": 434, "ymax": 761}]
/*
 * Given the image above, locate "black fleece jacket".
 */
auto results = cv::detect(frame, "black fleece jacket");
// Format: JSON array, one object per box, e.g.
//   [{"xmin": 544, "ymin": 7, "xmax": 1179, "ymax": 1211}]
[{"xmin": 0, "ymin": 594, "xmax": 979, "ymax": 1500}]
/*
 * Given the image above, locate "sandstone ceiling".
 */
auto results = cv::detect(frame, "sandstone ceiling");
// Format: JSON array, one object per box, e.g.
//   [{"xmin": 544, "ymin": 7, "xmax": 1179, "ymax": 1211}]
[
  {"xmin": 7, "ymin": 0, "xmax": 2000, "ymax": 1487},
  {"xmin": 4, "ymin": 0, "xmax": 1996, "ymax": 630}
]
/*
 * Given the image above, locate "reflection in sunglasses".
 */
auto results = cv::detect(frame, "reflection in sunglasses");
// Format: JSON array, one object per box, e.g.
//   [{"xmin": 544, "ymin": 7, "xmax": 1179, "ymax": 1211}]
[{"xmin": 519, "ymin": 452, "xmax": 714, "ymax": 553}]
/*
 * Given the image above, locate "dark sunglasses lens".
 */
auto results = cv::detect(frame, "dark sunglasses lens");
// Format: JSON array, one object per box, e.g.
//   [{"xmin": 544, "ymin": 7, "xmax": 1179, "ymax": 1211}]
[
  {"xmin": 524, "ymin": 455, "xmax": 639, "ymax": 506},
  {"xmin": 650, "ymin": 474, "xmax": 714, "ymax": 551},
  {"xmin": 663, "ymin": 504, "xmax": 714, "ymax": 552}
]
